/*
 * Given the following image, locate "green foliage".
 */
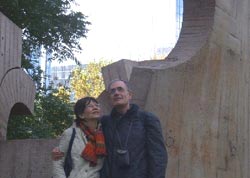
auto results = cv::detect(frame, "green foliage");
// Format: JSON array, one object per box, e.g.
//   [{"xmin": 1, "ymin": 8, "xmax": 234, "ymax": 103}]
[
  {"xmin": 0, "ymin": 0, "xmax": 90, "ymax": 71},
  {"xmin": 53, "ymin": 86, "xmax": 72, "ymax": 103},
  {"xmin": 70, "ymin": 60, "xmax": 111, "ymax": 99},
  {"xmin": 22, "ymin": 57, "xmax": 44, "ymax": 90},
  {"xmin": 0, "ymin": 0, "xmax": 112, "ymax": 139},
  {"xmin": 0, "ymin": 0, "xmax": 90, "ymax": 139},
  {"xmin": 7, "ymin": 88, "xmax": 74, "ymax": 139}
]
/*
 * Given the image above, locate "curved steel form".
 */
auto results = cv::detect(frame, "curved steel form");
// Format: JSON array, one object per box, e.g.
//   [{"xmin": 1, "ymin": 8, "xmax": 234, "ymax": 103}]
[
  {"xmin": 101, "ymin": 0, "xmax": 250, "ymax": 177},
  {"xmin": 0, "ymin": 12, "xmax": 35, "ymax": 140}
]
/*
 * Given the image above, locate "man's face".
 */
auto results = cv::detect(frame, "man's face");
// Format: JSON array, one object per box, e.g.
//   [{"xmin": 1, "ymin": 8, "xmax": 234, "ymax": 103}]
[{"xmin": 109, "ymin": 81, "xmax": 132, "ymax": 108}]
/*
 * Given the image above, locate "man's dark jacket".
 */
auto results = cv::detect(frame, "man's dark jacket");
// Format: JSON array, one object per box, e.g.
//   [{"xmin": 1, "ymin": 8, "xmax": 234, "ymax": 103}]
[{"xmin": 101, "ymin": 104, "xmax": 167, "ymax": 178}]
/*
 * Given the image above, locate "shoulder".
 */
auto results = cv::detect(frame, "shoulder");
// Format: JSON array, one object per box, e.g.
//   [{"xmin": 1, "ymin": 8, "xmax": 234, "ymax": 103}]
[
  {"xmin": 138, "ymin": 110, "xmax": 163, "ymax": 130},
  {"xmin": 61, "ymin": 127, "xmax": 75, "ymax": 138},
  {"xmin": 138, "ymin": 110, "xmax": 159, "ymax": 121},
  {"xmin": 58, "ymin": 127, "xmax": 76, "ymax": 151},
  {"xmin": 100, "ymin": 115, "xmax": 111, "ymax": 124}
]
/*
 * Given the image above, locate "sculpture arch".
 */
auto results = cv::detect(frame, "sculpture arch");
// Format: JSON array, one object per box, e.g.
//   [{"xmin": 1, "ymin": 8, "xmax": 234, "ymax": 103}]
[{"xmin": 0, "ymin": 12, "xmax": 35, "ymax": 140}]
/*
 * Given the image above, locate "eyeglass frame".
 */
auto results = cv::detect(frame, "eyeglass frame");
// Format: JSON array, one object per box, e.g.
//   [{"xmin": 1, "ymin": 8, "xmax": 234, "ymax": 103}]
[
  {"xmin": 86, "ymin": 103, "xmax": 101, "ymax": 109},
  {"xmin": 108, "ymin": 86, "xmax": 128, "ymax": 95}
]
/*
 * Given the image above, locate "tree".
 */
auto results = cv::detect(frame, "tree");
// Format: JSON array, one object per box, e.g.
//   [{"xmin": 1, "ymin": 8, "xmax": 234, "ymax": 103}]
[
  {"xmin": 0, "ymin": 0, "xmax": 90, "ymax": 73},
  {"xmin": 0, "ymin": 0, "xmax": 107, "ymax": 140},
  {"xmin": 7, "ymin": 87, "xmax": 74, "ymax": 139},
  {"xmin": 70, "ymin": 60, "xmax": 111, "ymax": 99},
  {"xmin": 53, "ymin": 86, "xmax": 72, "ymax": 103}
]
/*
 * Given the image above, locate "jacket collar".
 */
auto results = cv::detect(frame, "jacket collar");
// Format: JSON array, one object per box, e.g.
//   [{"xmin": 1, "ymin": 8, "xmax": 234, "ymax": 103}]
[{"xmin": 110, "ymin": 104, "xmax": 139, "ymax": 119}]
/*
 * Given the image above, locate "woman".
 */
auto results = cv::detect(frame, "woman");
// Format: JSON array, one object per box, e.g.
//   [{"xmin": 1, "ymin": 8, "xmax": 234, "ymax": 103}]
[{"xmin": 52, "ymin": 97, "xmax": 106, "ymax": 178}]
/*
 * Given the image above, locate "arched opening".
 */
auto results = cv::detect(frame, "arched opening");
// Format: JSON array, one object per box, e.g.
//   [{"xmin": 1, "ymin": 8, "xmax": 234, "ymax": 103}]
[
  {"xmin": 6, "ymin": 103, "xmax": 33, "ymax": 140},
  {"xmin": 9, "ymin": 102, "xmax": 32, "ymax": 116}
]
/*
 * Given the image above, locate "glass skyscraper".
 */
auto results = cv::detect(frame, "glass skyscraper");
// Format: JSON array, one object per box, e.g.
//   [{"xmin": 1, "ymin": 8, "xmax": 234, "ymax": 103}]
[{"xmin": 176, "ymin": 0, "xmax": 183, "ymax": 39}]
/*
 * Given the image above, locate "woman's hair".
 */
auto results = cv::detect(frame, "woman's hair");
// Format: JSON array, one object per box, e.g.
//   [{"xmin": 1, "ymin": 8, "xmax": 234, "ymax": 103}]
[{"xmin": 74, "ymin": 96, "xmax": 99, "ymax": 126}]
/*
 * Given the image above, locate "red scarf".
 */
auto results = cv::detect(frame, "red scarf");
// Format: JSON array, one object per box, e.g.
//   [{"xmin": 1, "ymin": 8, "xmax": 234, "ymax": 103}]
[{"xmin": 79, "ymin": 122, "xmax": 107, "ymax": 166}]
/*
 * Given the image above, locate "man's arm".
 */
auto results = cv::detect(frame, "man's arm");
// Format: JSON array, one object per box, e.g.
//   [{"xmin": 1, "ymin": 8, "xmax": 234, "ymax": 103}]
[
  {"xmin": 52, "ymin": 147, "xmax": 64, "ymax": 160},
  {"xmin": 145, "ymin": 112, "xmax": 168, "ymax": 178},
  {"xmin": 52, "ymin": 128, "xmax": 72, "ymax": 178}
]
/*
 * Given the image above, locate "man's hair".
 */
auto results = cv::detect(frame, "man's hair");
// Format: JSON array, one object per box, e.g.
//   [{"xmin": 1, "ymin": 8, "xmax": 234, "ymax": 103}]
[{"xmin": 107, "ymin": 79, "xmax": 131, "ymax": 92}]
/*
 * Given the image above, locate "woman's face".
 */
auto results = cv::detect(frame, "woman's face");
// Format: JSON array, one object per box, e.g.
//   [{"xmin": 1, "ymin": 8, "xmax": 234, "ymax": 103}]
[{"xmin": 81, "ymin": 100, "xmax": 101, "ymax": 120}]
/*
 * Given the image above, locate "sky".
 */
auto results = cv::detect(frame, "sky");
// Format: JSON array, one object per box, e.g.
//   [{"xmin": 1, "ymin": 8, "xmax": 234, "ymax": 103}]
[{"xmin": 53, "ymin": 0, "xmax": 179, "ymax": 66}]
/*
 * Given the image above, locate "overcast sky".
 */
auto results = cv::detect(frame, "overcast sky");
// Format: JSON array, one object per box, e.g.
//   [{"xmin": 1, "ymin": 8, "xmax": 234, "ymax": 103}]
[{"xmin": 53, "ymin": 0, "xmax": 178, "ymax": 66}]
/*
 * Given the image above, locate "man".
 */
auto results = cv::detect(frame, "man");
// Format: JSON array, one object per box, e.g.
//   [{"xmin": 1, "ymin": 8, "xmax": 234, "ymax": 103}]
[
  {"xmin": 100, "ymin": 79, "xmax": 167, "ymax": 178},
  {"xmin": 52, "ymin": 79, "xmax": 167, "ymax": 178}
]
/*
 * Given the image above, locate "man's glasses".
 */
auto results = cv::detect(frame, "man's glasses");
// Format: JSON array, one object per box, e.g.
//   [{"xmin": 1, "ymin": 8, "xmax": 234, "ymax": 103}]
[{"xmin": 109, "ymin": 86, "xmax": 125, "ymax": 95}]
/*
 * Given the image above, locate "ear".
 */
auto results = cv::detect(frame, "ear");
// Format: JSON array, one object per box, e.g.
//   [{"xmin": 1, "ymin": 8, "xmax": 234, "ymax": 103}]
[{"xmin": 128, "ymin": 91, "xmax": 132, "ymax": 100}]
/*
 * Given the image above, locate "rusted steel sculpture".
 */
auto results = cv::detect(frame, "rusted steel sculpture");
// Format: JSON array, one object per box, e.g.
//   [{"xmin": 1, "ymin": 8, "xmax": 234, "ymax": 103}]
[
  {"xmin": 101, "ymin": 0, "xmax": 250, "ymax": 177},
  {"xmin": 0, "ymin": 12, "xmax": 35, "ymax": 140}
]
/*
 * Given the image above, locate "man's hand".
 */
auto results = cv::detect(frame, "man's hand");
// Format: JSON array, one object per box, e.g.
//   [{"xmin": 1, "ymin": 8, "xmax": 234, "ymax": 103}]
[{"xmin": 51, "ymin": 147, "xmax": 64, "ymax": 161}]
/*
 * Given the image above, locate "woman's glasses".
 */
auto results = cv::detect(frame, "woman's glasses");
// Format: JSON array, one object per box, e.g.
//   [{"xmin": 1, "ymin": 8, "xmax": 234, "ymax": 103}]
[{"xmin": 86, "ymin": 103, "xmax": 101, "ymax": 109}]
